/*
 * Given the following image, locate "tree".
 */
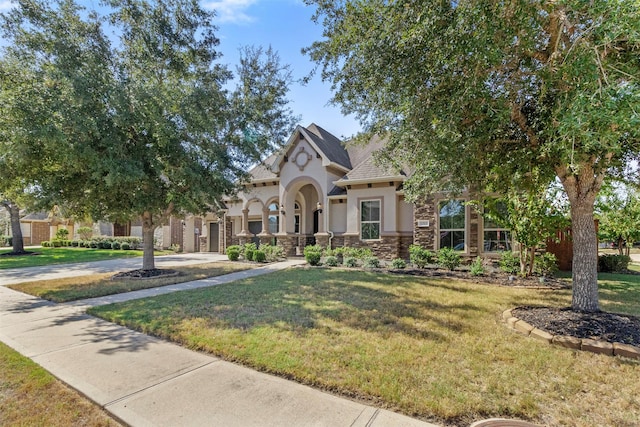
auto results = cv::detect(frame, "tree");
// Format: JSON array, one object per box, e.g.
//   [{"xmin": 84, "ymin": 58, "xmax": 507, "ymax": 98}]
[
  {"xmin": 597, "ymin": 183, "xmax": 640, "ymax": 256},
  {"xmin": 1, "ymin": 0, "xmax": 298, "ymax": 270},
  {"xmin": 306, "ymin": 0, "xmax": 640, "ymax": 312},
  {"xmin": 480, "ymin": 189, "xmax": 568, "ymax": 276}
]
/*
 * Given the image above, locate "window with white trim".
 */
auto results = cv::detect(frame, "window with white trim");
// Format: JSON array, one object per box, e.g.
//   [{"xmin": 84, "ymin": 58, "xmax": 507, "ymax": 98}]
[
  {"xmin": 439, "ymin": 199, "xmax": 465, "ymax": 250},
  {"xmin": 361, "ymin": 200, "xmax": 381, "ymax": 240},
  {"xmin": 483, "ymin": 201, "xmax": 512, "ymax": 252},
  {"xmin": 294, "ymin": 202, "xmax": 300, "ymax": 234}
]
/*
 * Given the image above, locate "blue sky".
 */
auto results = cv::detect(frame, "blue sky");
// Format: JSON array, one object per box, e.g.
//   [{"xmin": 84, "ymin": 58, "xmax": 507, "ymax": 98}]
[{"xmin": 0, "ymin": 0, "xmax": 361, "ymax": 139}]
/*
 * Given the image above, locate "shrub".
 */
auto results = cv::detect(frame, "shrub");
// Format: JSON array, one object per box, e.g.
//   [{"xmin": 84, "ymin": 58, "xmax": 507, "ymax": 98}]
[
  {"xmin": 52, "ymin": 240, "xmax": 62, "ymax": 247},
  {"xmin": 243, "ymin": 242, "xmax": 257, "ymax": 261},
  {"xmin": 390, "ymin": 258, "xmax": 407, "ymax": 269},
  {"xmin": 363, "ymin": 256, "xmax": 381, "ymax": 269},
  {"xmin": 227, "ymin": 245, "xmax": 241, "ymax": 261},
  {"xmin": 534, "ymin": 252, "xmax": 558, "ymax": 277},
  {"xmin": 409, "ymin": 244, "xmax": 436, "ymax": 268},
  {"xmin": 499, "ymin": 251, "xmax": 520, "ymax": 275},
  {"xmin": 342, "ymin": 247, "xmax": 373, "ymax": 259},
  {"xmin": 55, "ymin": 228, "xmax": 69, "ymax": 240},
  {"xmin": 437, "ymin": 247, "xmax": 461, "ymax": 271},
  {"xmin": 470, "ymin": 256, "xmax": 485, "ymax": 276},
  {"xmin": 120, "ymin": 242, "xmax": 131, "ymax": 250},
  {"xmin": 89, "ymin": 241, "xmax": 98, "ymax": 249},
  {"xmin": 41, "ymin": 241, "xmax": 50, "ymax": 247},
  {"xmin": 598, "ymin": 254, "xmax": 631, "ymax": 273},
  {"xmin": 71, "ymin": 240, "xmax": 80, "ymax": 247},
  {"xmin": 260, "ymin": 244, "xmax": 286, "ymax": 262},
  {"xmin": 254, "ymin": 250, "xmax": 267, "ymax": 263},
  {"xmin": 344, "ymin": 256, "xmax": 358, "ymax": 268},
  {"xmin": 0, "ymin": 236, "xmax": 12, "ymax": 247},
  {"xmin": 304, "ymin": 244, "xmax": 323, "ymax": 266},
  {"xmin": 77, "ymin": 226, "xmax": 93, "ymax": 240},
  {"xmin": 101, "ymin": 241, "xmax": 113, "ymax": 249},
  {"xmin": 324, "ymin": 255, "xmax": 339, "ymax": 267},
  {"xmin": 111, "ymin": 241, "xmax": 121, "ymax": 250}
]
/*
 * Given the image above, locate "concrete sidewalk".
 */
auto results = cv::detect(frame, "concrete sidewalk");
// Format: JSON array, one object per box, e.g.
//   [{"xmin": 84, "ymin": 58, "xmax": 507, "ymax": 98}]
[
  {"xmin": 0, "ymin": 259, "xmax": 439, "ymax": 427},
  {"xmin": 0, "ymin": 252, "xmax": 229, "ymax": 286}
]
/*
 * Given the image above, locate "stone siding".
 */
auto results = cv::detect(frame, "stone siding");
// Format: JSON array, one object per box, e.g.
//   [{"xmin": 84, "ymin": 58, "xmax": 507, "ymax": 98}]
[{"xmin": 413, "ymin": 196, "xmax": 436, "ymax": 250}]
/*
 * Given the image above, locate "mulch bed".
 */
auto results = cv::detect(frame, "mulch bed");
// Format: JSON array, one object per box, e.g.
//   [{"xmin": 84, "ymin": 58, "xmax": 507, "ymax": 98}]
[
  {"xmin": 389, "ymin": 268, "xmax": 569, "ymax": 289},
  {"xmin": 111, "ymin": 268, "xmax": 181, "ymax": 280},
  {"xmin": 513, "ymin": 306, "xmax": 640, "ymax": 347}
]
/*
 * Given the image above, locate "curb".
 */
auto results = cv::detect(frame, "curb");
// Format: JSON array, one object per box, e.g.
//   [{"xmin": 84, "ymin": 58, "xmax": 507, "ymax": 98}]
[{"xmin": 502, "ymin": 309, "xmax": 640, "ymax": 359}]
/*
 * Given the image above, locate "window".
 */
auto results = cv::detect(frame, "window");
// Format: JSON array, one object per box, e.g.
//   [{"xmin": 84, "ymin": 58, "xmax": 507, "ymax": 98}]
[
  {"xmin": 268, "ymin": 203, "xmax": 279, "ymax": 234},
  {"xmin": 294, "ymin": 202, "xmax": 300, "ymax": 234},
  {"xmin": 361, "ymin": 200, "xmax": 381, "ymax": 240},
  {"xmin": 439, "ymin": 199, "xmax": 465, "ymax": 250},
  {"xmin": 483, "ymin": 201, "xmax": 511, "ymax": 252}
]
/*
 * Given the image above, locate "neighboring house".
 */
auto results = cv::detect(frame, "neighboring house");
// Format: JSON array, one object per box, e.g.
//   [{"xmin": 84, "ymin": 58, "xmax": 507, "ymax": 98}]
[{"xmin": 193, "ymin": 124, "xmax": 512, "ymax": 260}]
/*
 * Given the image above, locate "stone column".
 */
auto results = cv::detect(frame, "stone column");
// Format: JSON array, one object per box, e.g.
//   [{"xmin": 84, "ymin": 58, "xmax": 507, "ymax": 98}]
[{"xmin": 260, "ymin": 206, "xmax": 270, "ymax": 235}]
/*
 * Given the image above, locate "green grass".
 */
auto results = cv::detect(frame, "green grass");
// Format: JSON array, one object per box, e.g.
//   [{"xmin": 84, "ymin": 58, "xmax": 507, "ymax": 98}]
[
  {"xmin": 9, "ymin": 262, "xmax": 253, "ymax": 302},
  {"xmin": 89, "ymin": 268, "xmax": 640, "ymax": 426},
  {"xmin": 0, "ymin": 247, "xmax": 173, "ymax": 269},
  {"xmin": 0, "ymin": 341, "xmax": 120, "ymax": 426}
]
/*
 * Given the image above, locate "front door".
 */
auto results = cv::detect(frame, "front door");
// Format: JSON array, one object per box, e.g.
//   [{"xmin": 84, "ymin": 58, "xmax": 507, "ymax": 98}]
[{"xmin": 209, "ymin": 223, "xmax": 219, "ymax": 252}]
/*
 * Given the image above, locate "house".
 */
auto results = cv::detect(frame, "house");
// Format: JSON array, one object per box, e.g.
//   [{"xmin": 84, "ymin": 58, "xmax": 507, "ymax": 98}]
[{"xmin": 192, "ymin": 124, "xmax": 512, "ymax": 260}]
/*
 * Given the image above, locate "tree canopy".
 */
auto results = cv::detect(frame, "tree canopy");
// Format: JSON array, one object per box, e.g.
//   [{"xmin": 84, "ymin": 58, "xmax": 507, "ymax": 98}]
[
  {"xmin": 306, "ymin": 0, "xmax": 640, "ymax": 311},
  {"xmin": 1, "ymin": 0, "xmax": 298, "ymax": 269}
]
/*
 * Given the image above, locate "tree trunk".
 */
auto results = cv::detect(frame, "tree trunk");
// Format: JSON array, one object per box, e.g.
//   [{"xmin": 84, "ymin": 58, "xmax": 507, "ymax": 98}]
[
  {"xmin": 2, "ymin": 200, "xmax": 25, "ymax": 253},
  {"xmin": 141, "ymin": 211, "xmax": 156, "ymax": 270},
  {"xmin": 557, "ymin": 162, "xmax": 602, "ymax": 312}
]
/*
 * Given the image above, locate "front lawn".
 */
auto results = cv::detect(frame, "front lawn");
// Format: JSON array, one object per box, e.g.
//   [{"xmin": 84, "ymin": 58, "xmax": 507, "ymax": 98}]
[
  {"xmin": 0, "ymin": 341, "xmax": 120, "ymax": 426},
  {"xmin": 0, "ymin": 247, "xmax": 173, "ymax": 269},
  {"xmin": 89, "ymin": 268, "xmax": 640, "ymax": 426},
  {"xmin": 9, "ymin": 262, "xmax": 253, "ymax": 302}
]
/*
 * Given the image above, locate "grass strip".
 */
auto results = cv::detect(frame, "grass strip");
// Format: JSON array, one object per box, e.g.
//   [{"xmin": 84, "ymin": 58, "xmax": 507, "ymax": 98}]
[
  {"xmin": 0, "ymin": 247, "xmax": 173, "ymax": 269},
  {"xmin": 89, "ymin": 268, "xmax": 640, "ymax": 426},
  {"xmin": 9, "ymin": 262, "xmax": 252, "ymax": 302},
  {"xmin": 0, "ymin": 341, "xmax": 120, "ymax": 426}
]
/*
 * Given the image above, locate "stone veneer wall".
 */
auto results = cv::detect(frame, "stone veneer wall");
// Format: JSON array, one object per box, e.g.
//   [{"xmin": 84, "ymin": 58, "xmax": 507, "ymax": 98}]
[
  {"xmin": 413, "ymin": 196, "xmax": 436, "ymax": 250},
  {"xmin": 341, "ymin": 234, "xmax": 412, "ymax": 260}
]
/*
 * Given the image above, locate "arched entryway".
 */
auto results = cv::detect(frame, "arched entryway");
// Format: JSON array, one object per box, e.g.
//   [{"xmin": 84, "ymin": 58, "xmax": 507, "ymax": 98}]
[{"xmin": 279, "ymin": 178, "xmax": 325, "ymax": 256}]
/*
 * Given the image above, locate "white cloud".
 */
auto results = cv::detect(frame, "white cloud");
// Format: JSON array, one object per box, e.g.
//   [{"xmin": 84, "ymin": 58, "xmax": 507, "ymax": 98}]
[
  {"xmin": 203, "ymin": 0, "xmax": 257, "ymax": 24},
  {"xmin": 0, "ymin": 1, "xmax": 13, "ymax": 12}
]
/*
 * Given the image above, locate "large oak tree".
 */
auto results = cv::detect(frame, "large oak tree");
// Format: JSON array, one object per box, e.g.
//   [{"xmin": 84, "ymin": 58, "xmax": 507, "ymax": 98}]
[
  {"xmin": 1, "ymin": 0, "xmax": 297, "ymax": 269},
  {"xmin": 306, "ymin": 0, "xmax": 640, "ymax": 312}
]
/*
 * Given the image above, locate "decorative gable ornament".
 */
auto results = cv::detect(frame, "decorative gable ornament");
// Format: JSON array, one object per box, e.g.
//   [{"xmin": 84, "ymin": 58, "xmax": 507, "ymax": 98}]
[{"xmin": 293, "ymin": 146, "xmax": 313, "ymax": 171}]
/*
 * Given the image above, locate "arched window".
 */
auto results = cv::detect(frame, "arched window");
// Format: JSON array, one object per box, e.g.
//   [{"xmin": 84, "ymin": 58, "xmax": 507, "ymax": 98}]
[{"xmin": 268, "ymin": 203, "xmax": 279, "ymax": 234}]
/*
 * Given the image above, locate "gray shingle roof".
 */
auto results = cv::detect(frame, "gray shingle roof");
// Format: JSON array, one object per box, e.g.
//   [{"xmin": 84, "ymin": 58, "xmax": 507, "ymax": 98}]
[
  {"xmin": 302, "ymin": 124, "xmax": 352, "ymax": 170},
  {"xmin": 249, "ymin": 153, "xmax": 278, "ymax": 181}
]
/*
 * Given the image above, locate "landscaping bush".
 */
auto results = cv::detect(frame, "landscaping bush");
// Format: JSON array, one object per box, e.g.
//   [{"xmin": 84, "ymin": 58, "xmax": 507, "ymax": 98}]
[
  {"xmin": 304, "ymin": 244, "xmax": 323, "ymax": 266},
  {"xmin": 77, "ymin": 226, "xmax": 93, "ymax": 240},
  {"xmin": 111, "ymin": 241, "xmax": 121, "ymax": 250},
  {"xmin": 120, "ymin": 242, "xmax": 131, "ymax": 250},
  {"xmin": 343, "ymin": 256, "xmax": 358, "ymax": 268},
  {"xmin": 89, "ymin": 241, "xmax": 99, "ymax": 249},
  {"xmin": 226, "ymin": 245, "xmax": 241, "ymax": 261},
  {"xmin": 363, "ymin": 256, "xmax": 381, "ymax": 269},
  {"xmin": 409, "ymin": 244, "xmax": 435, "ymax": 268},
  {"xmin": 41, "ymin": 241, "xmax": 50, "ymax": 247},
  {"xmin": 254, "ymin": 250, "xmax": 267, "ymax": 263},
  {"xmin": 598, "ymin": 254, "xmax": 631, "ymax": 273},
  {"xmin": 1, "ymin": 236, "xmax": 12, "ymax": 247},
  {"xmin": 499, "ymin": 251, "xmax": 520, "ymax": 275},
  {"xmin": 437, "ymin": 247, "xmax": 461, "ymax": 271},
  {"xmin": 52, "ymin": 240, "xmax": 62, "ymax": 247},
  {"xmin": 100, "ymin": 241, "xmax": 113, "ymax": 249},
  {"xmin": 534, "ymin": 252, "xmax": 558, "ymax": 277},
  {"xmin": 71, "ymin": 240, "xmax": 80, "ymax": 247},
  {"xmin": 324, "ymin": 255, "xmax": 339, "ymax": 267},
  {"xmin": 470, "ymin": 256, "xmax": 485, "ymax": 276},
  {"xmin": 260, "ymin": 244, "xmax": 286, "ymax": 262},
  {"xmin": 55, "ymin": 229, "xmax": 69, "ymax": 240},
  {"xmin": 342, "ymin": 247, "xmax": 373, "ymax": 259},
  {"xmin": 243, "ymin": 243, "xmax": 257, "ymax": 261},
  {"xmin": 390, "ymin": 258, "xmax": 407, "ymax": 269}
]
